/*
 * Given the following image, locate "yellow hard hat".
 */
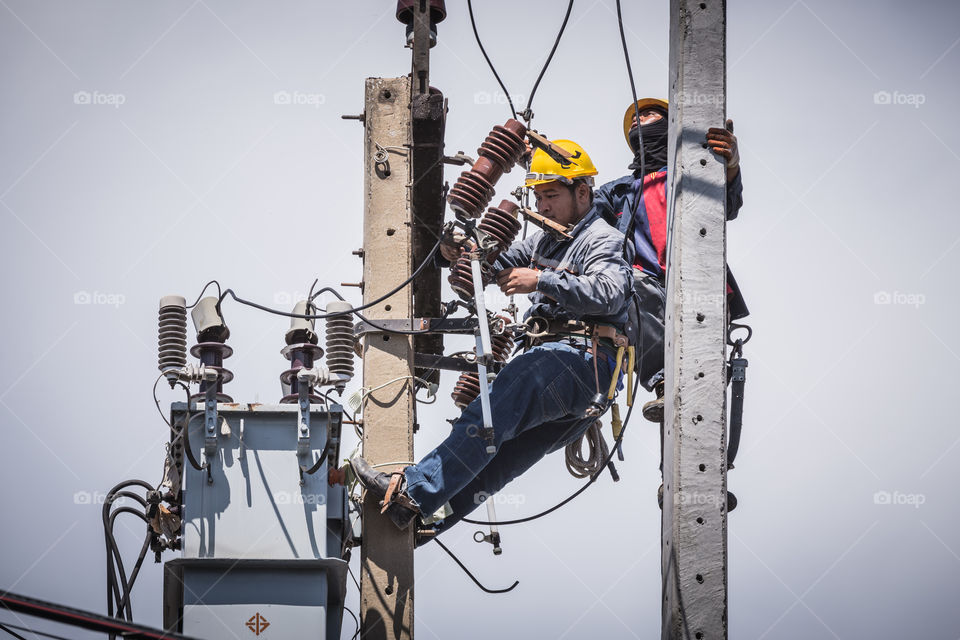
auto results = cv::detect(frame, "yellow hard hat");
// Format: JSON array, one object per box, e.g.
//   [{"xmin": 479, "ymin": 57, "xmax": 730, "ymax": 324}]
[
  {"xmin": 524, "ymin": 139, "xmax": 598, "ymax": 188},
  {"xmin": 622, "ymin": 98, "xmax": 669, "ymax": 150}
]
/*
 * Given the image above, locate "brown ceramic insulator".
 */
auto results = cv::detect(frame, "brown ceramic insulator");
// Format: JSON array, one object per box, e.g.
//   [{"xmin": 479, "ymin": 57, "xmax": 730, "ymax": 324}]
[
  {"xmin": 448, "ymin": 171, "xmax": 495, "ymax": 221},
  {"xmin": 477, "ymin": 122, "xmax": 526, "ymax": 171},
  {"xmin": 447, "ymin": 252, "xmax": 497, "ymax": 301},
  {"xmin": 479, "ymin": 200, "xmax": 521, "ymax": 258},
  {"xmin": 452, "ymin": 371, "xmax": 482, "ymax": 409},
  {"xmin": 448, "ymin": 253, "xmax": 475, "ymax": 299},
  {"xmin": 490, "ymin": 332, "xmax": 514, "ymax": 363},
  {"xmin": 450, "ymin": 316, "xmax": 514, "ymax": 410},
  {"xmin": 447, "ymin": 119, "xmax": 527, "ymax": 220}
]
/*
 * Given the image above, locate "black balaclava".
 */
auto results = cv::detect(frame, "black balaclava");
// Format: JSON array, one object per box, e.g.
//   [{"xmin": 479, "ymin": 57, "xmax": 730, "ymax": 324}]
[{"xmin": 628, "ymin": 112, "xmax": 669, "ymax": 177}]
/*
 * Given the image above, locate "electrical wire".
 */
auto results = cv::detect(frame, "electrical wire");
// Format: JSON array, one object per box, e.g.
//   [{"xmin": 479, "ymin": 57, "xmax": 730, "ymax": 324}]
[
  {"xmin": 102, "ymin": 480, "xmax": 154, "ymax": 621},
  {"xmin": 467, "ymin": 0, "xmax": 576, "ymax": 126},
  {"xmin": 431, "ymin": 538, "xmax": 519, "ymax": 594},
  {"xmin": 462, "ymin": 373, "xmax": 639, "ymax": 526},
  {"xmin": 522, "ymin": 0, "xmax": 575, "ymax": 120},
  {"xmin": 615, "ymin": 0, "xmax": 649, "ymax": 248},
  {"xmin": 0, "ymin": 622, "xmax": 28, "ymax": 640},
  {"xmin": 185, "ymin": 280, "xmax": 222, "ymax": 309},
  {"xmin": 346, "ymin": 566, "xmax": 363, "ymax": 640},
  {"xmin": 0, "ymin": 622, "xmax": 71, "ymax": 640},
  {"xmin": 218, "ymin": 238, "xmax": 440, "ymax": 321},
  {"xmin": 467, "ymin": 0, "xmax": 517, "ymax": 120},
  {"xmin": 342, "ymin": 605, "xmax": 359, "ymax": 640}
]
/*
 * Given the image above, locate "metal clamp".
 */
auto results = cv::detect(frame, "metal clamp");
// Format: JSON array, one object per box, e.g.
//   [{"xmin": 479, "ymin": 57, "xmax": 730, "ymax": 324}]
[
  {"xmin": 353, "ymin": 317, "xmax": 480, "ymax": 337},
  {"xmin": 296, "ymin": 383, "xmax": 311, "ymax": 458},
  {"xmin": 474, "ymin": 529, "xmax": 502, "ymax": 556},
  {"xmin": 202, "ymin": 370, "xmax": 219, "ymax": 462}
]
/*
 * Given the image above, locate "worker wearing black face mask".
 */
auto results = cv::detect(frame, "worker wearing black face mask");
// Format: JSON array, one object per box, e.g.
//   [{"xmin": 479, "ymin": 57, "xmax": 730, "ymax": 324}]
[{"xmin": 594, "ymin": 98, "xmax": 749, "ymax": 428}]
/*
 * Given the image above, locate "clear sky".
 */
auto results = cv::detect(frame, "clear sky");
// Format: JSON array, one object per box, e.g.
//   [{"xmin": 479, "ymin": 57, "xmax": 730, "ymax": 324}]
[{"xmin": 1, "ymin": 1, "xmax": 959, "ymax": 638}]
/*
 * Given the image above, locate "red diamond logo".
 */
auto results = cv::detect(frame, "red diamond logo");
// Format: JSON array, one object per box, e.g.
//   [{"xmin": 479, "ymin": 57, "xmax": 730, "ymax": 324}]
[{"xmin": 246, "ymin": 612, "xmax": 270, "ymax": 636}]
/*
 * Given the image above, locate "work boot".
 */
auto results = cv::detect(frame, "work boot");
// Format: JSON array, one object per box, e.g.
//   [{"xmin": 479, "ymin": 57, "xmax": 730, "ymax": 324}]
[
  {"xmin": 643, "ymin": 381, "xmax": 665, "ymax": 423},
  {"xmin": 349, "ymin": 456, "xmax": 420, "ymax": 530}
]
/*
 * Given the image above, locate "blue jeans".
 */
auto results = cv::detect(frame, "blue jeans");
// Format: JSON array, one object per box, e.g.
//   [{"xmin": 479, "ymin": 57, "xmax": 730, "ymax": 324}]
[{"xmin": 404, "ymin": 341, "xmax": 615, "ymax": 526}]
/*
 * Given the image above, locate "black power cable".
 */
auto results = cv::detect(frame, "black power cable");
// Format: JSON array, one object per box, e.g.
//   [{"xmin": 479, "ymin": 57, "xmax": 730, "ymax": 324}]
[
  {"xmin": 467, "ymin": 0, "xmax": 516, "ymax": 120},
  {"xmin": 432, "ymin": 538, "xmax": 519, "ymax": 594},
  {"xmin": 186, "ymin": 280, "xmax": 222, "ymax": 309},
  {"xmin": 102, "ymin": 480, "xmax": 154, "ymax": 622},
  {"xmin": 0, "ymin": 622, "xmax": 70, "ymax": 640},
  {"xmin": 0, "ymin": 623, "xmax": 28, "ymax": 640},
  {"xmin": 523, "ymin": 0, "xmax": 574, "ymax": 120},
  {"xmin": 615, "ymin": 0, "xmax": 652, "ymax": 261},
  {"xmin": 217, "ymin": 238, "xmax": 441, "ymax": 322},
  {"xmin": 468, "ymin": 0, "xmax": 576, "ymax": 125},
  {"xmin": 462, "ymin": 372, "xmax": 640, "ymax": 527}
]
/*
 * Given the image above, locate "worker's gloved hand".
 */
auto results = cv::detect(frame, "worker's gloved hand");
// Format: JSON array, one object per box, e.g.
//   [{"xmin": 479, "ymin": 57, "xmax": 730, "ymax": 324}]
[
  {"xmin": 706, "ymin": 119, "xmax": 740, "ymax": 181},
  {"xmin": 439, "ymin": 229, "xmax": 467, "ymax": 262},
  {"xmin": 496, "ymin": 267, "xmax": 540, "ymax": 296}
]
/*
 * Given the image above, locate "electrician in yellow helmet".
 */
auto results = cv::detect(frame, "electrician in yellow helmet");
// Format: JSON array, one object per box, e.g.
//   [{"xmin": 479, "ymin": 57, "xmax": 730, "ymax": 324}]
[{"xmin": 352, "ymin": 139, "xmax": 635, "ymax": 534}]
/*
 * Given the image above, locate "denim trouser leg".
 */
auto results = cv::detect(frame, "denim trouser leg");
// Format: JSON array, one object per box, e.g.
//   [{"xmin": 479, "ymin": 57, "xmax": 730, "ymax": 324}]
[
  {"xmin": 404, "ymin": 341, "xmax": 613, "ymax": 519},
  {"xmin": 435, "ymin": 414, "xmax": 594, "ymax": 533}
]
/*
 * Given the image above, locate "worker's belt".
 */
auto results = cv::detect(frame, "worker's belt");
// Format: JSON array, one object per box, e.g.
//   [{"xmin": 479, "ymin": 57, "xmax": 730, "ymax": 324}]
[{"xmin": 534, "ymin": 318, "xmax": 629, "ymax": 348}]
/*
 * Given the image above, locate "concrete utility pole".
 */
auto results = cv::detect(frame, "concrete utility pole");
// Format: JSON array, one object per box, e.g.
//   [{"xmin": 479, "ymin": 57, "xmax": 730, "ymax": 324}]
[
  {"xmin": 359, "ymin": 75, "xmax": 416, "ymax": 640},
  {"xmin": 662, "ymin": 0, "xmax": 729, "ymax": 638},
  {"xmin": 358, "ymin": 4, "xmax": 443, "ymax": 638}
]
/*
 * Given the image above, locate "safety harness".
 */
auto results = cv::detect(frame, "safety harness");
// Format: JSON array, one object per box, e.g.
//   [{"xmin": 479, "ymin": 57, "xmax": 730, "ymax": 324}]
[{"xmin": 520, "ymin": 316, "xmax": 634, "ymax": 482}]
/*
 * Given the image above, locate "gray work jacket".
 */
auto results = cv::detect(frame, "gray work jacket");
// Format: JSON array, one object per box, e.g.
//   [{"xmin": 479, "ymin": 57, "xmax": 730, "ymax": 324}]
[{"xmin": 494, "ymin": 206, "xmax": 633, "ymax": 329}]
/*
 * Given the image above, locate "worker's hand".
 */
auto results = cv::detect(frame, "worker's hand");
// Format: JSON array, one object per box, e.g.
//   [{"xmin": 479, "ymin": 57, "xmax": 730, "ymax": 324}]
[
  {"xmin": 496, "ymin": 267, "xmax": 540, "ymax": 296},
  {"xmin": 439, "ymin": 230, "xmax": 467, "ymax": 262},
  {"xmin": 706, "ymin": 119, "xmax": 740, "ymax": 181}
]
